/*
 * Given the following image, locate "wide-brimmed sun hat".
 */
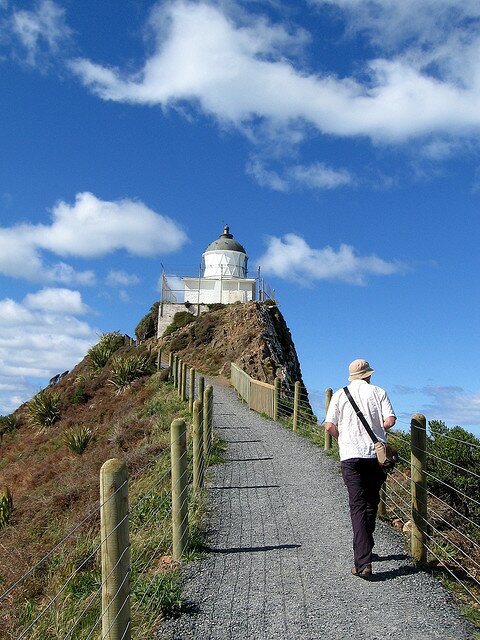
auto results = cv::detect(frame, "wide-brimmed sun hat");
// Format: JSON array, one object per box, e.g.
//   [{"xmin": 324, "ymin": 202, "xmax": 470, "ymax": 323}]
[{"xmin": 348, "ymin": 359, "xmax": 374, "ymax": 381}]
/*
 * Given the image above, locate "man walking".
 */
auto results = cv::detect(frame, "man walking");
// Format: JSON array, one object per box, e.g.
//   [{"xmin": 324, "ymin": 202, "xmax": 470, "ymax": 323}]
[{"xmin": 325, "ymin": 359, "xmax": 396, "ymax": 579}]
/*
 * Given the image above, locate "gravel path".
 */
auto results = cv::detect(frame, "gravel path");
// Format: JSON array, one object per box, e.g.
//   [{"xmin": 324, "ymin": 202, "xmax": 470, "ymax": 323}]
[{"xmin": 157, "ymin": 381, "xmax": 475, "ymax": 640}]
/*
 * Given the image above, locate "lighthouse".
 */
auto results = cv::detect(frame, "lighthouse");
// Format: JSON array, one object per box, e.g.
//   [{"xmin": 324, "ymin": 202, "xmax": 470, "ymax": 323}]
[{"xmin": 182, "ymin": 225, "xmax": 256, "ymax": 304}]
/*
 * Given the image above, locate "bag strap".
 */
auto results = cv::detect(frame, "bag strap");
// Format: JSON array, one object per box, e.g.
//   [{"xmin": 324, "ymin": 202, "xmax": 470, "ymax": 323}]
[{"xmin": 343, "ymin": 386, "xmax": 379, "ymax": 444}]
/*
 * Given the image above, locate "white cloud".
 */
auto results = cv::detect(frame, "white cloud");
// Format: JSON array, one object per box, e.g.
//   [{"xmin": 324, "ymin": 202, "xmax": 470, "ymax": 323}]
[
  {"xmin": 257, "ymin": 234, "xmax": 405, "ymax": 285},
  {"xmin": 398, "ymin": 384, "xmax": 480, "ymax": 428},
  {"xmin": 69, "ymin": 0, "xmax": 480, "ymax": 147},
  {"xmin": 106, "ymin": 270, "xmax": 141, "ymax": 287},
  {"xmin": 6, "ymin": 0, "xmax": 71, "ymax": 67},
  {"xmin": 0, "ymin": 291, "xmax": 98, "ymax": 414},
  {"xmin": 311, "ymin": 1, "xmax": 480, "ymax": 50},
  {"xmin": 420, "ymin": 140, "xmax": 457, "ymax": 161},
  {"xmin": 47, "ymin": 262, "xmax": 96, "ymax": 286},
  {"xmin": 289, "ymin": 162, "xmax": 353, "ymax": 189},
  {"xmin": 247, "ymin": 158, "xmax": 353, "ymax": 191},
  {"xmin": 24, "ymin": 287, "xmax": 90, "ymax": 315},
  {"xmin": 36, "ymin": 192, "xmax": 187, "ymax": 257},
  {"xmin": 0, "ymin": 192, "xmax": 187, "ymax": 284},
  {"xmin": 246, "ymin": 159, "xmax": 289, "ymax": 192},
  {"xmin": 0, "ymin": 299, "xmax": 34, "ymax": 325}
]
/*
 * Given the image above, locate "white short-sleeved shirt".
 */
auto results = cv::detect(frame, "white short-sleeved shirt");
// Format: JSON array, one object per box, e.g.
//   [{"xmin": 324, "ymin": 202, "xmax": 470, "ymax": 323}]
[{"xmin": 325, "ymin": 379, "xmax": 396, "ymax": 461}]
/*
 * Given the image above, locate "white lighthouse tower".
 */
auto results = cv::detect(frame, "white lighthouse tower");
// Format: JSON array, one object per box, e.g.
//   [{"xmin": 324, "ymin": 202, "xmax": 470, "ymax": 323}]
[{"xmin": 182, "ymin": 225, "xmax": 256, "ymax": 304}]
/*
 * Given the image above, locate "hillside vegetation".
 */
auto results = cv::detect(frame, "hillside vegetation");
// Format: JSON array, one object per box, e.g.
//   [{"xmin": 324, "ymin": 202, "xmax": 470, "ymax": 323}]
[
  {"xmin": 156, "ymin": 300, "xmax": 308, "ymax": 397},
  {"xmin": 0, "ymin": 332, "xmax": 200, "ymax": 637},
  {"xmin": 0, "ymin": 299, "xmax": 306, "ymax": 637}
]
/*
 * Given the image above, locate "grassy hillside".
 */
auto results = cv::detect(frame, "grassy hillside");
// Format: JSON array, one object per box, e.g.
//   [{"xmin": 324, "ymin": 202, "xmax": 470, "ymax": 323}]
[{"xmin": 0, "ymin": 333, "xmax": 210, "ymax": 638}]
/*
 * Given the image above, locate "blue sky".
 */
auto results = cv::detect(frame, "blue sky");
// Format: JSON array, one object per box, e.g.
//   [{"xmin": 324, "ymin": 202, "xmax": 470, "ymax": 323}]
[{"xmin": 1, "ymin": 0, "xmax": 479, "ymax": 435}]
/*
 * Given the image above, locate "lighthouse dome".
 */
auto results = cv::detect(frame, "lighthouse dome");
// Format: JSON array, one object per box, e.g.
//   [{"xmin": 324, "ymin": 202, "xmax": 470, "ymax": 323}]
[
  {"xmin": 204, "ymin": 225, "xmax": 246, "ymax": 254},
  {"xmin": 203, "ymin": 225, "xmax": 248, "ymax": 278}
]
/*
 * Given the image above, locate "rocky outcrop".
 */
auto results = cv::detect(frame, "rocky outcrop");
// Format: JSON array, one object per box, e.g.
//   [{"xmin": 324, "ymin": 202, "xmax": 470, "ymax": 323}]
[{"xmin": 158, "ymin": 301, "xmax": 308, "ymax": 400}]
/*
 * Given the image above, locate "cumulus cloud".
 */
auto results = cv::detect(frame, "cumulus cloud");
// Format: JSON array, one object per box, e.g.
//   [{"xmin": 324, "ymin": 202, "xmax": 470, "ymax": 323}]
[
  {"xmin": 395, "ymin": 384, "xmax": 480, "ymax": 428},
  {"xmin": 247, "ymin": 158, "xmax": 353, "ymax": 191},
  {"xmin": 69, "ymin": 0, "xmax": 480, "ymax": 146},
  {"xmin": 257, "ymin": 234, "xmax": 405, "ymax": 285},
  {"xmin": 0, "ymin": 290, "xmax": 98, "ymax": 414},
  {"xmin": 47, "ymin": 262, "xmax": 96, "ymax": 286},
  {"xmin": 4, "ymin": 0, "xmax": 71, "ymax": 67},
  {"xmin": 106, "ymin": 270, "xmax": 140, "ymax": 287},
  {"xmin": 24, "ymin": 287, "xmax": 90, "ymax": 315},
  {"xmin": 422, "ymin": 386, "xmax": 480, "ymax": 427},
  {"xmin": 311, "ymin": 1, "xmax": 480, "ymax": 50},
  {"xmin": 246, "ymin": 159, "xmax": 289, "ymax": 192},
  {"xmin": 35, "ymin": 192, "xmax": 187, "ymax": 257},
  {"xmin": 289, "ymin": 162, "xmax": 353, "ymax": 189},
  {"xmin": 0, "ymin": 192, "xmax": 187, "ymax": 284}
]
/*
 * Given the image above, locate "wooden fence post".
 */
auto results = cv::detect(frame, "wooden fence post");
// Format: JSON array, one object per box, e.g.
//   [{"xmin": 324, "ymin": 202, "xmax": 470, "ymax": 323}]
[
  {"xmin": 273, "ymin": 377, "xmax": 281, "ymax": 421},
  {"xmin": 193, "ymin": 399, "xmax": 204, "ymax": 491},
  {"xmin": 204, "ymin": 385, "xmax": 213, "ymax": 460},
  {"xmin": 156, "ymin": 348, "xmax": 162, "ymax": 371},
  {"xmin": 100, "ymin": 459, "xmax": 131, "ymax": 640},
  {"xmin": 411, "ymin": 413, "xmax": 427, "ymax": 564},
  {"xmin": 198, "ymin": 375, "xmax": 205, "ymax": 404},
  {"xmin": 177, "ymin": 359, "xmax": 183, "ymax": 397},
  {"xmin": 182, "ymin": 362, "xmax": 188, "ymax": 402},
  {"xmin": 173, "ymin": 355, "xmax": 179, "ymax": 388},
  {"xmin": 171, "ymin": 418, "xmax": 188, "ymax": 559},
  {"xmin": 293, "ymin": 381, "xmax": 300, "ymax": 432},
  {"xmin": 189, "ymin": 368, "xmax": 196, "ymax": 413},
  {"xmin": 324, "ymin": 388, "xmax": 333, "ymax": 450},
  {"xmin": 168, "ymin": 352, "xmax": 174, "ymax": 380}
]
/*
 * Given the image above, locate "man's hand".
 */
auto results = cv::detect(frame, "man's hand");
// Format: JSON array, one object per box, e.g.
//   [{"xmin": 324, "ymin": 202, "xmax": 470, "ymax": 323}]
[
  {"xmin": 325, "ymin": 421, "xmax": 339, "ymax": 438},
  {"xmin": 384, "ymin": 416, "xmax": 396, "ymax": 430}
]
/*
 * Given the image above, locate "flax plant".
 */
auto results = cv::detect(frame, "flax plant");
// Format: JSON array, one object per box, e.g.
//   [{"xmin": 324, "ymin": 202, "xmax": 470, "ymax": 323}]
[
  {"xmin": 64, "ymin": 426, "xmax": 93, "ymax": 455},
  {"xmin": 108, "ymin": 353, "xmax": 151, "ymax": 393},
  {"xmin": 27, "ymin": 390, "xmax": 61, "ymax": 430}
]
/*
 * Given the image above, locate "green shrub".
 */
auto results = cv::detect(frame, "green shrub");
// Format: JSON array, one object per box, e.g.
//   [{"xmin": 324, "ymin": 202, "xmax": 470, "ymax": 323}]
[
  {"xmin": 169, "ymin": 333, "xmax": 190, "ymax": 352},
  {"xmin": 64, "ymin": 426, "xmax": 93, "ymax": 455},
  {"xmin": 71, "ymin": 383, "xmax": 89, "ymax": 405},
  {"xmin": 27, "ymin": 390, "xmax": 61, "ymax": 430},
  {"xmin": 427, "ymin": 420, "xmax": 480, "ymax": 526},
  {"xmin": 0, "ymin": 414, "xmax": 18, "ymax": 440},
  {"xmin": 192, "ymin": 314, "xmax": 216, "ymax": 345},
  {"xmin": 88, "ymin": 332, "xmax": 125, "ymax": 371},
  {"xmin": 108, "ymin": 353, "xmax": 151, "ymax": 393},
  {"xmin": 135, "ymin": 302, "xmax": 159, "ymax": 342},
  {"xmin": 162, "ymin": 312, "xmax": 195, "ymax": 337},
  {"xmin": 206, "ymin": 303, "xmax": 225, "ymax": 312},
  {"xmin": 0, "ymin": 488, "xmax": 13, "ymax": 528}
]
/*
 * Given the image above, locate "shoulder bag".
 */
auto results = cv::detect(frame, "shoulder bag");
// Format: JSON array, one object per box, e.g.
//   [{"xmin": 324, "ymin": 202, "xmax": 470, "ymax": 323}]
[{"xmin": 343, "ymin": 386, "xmax": 398, "ymax": 472}]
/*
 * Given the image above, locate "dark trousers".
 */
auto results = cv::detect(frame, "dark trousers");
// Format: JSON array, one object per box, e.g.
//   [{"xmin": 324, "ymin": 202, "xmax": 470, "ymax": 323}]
[{"xmin": 341, "ymin": 458, "xmax": 386, "ymax": 571}]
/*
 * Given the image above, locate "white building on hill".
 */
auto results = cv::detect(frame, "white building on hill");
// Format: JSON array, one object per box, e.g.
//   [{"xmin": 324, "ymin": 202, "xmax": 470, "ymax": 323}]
[
  {"xmin": 182, "ymin": 225, "xmax": 256, "ymax": 305},
  {"xmin": 157, "ymin": 226, "xmax": 269, "ymax": 338}
]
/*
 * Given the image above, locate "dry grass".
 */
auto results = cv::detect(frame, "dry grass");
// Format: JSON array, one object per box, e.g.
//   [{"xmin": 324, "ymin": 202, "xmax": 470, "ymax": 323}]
[{"xmin": 0, "ymin": 342, "xmax": 192, "ymax": 638}]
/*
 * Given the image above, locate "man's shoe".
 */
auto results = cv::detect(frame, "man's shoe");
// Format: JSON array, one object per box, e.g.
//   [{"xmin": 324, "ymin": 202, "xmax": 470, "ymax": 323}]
[{"xmin": 351, "ymin": 564, "xmax": 372, "ymax": 579}]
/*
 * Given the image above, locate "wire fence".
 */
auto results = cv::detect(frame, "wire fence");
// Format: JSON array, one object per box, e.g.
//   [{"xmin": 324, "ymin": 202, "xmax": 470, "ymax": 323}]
[
  {"xmin": 231, "ymin": 363, "xmax": 480, "ymax": 609},
  {"xmin": 4, "ymin": 351, "xmax": 479, "ymax": 636},
  {"xmin": 0, "ymin": 353, "xmax": 215, "ymax": 640},
  {"xmin": 159, "ymin": 267, "xmax": 276, "ymax": 307}
]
